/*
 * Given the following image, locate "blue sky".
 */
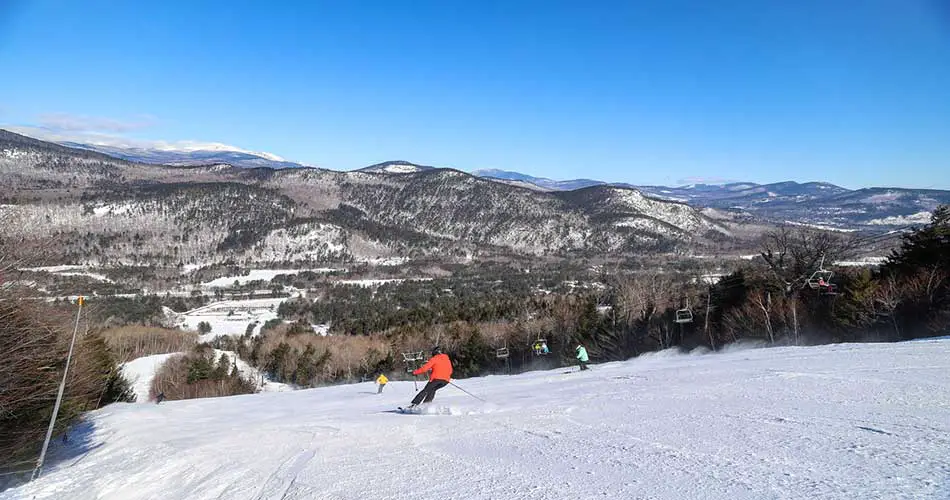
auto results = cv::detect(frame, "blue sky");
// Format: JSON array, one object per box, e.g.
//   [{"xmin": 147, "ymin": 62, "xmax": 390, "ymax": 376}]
[{"xmin": 1, "ymin": 0, "xmax": 949, "ymax": 188}]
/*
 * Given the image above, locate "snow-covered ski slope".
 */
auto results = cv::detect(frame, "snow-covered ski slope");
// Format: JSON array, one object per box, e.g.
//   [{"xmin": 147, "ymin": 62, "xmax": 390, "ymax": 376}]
[{"xmin": 6, "ymin": 340, "xmax": 950, "ymax": 500}]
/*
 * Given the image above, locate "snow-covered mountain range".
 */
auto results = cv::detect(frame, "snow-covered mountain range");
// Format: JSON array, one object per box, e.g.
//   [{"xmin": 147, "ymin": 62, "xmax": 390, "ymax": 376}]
[
  {"xmin": 3, "ymin": 130, "xmax": 944, "ymax": 249},
  {"xmin": 59, "ymin": 141, "xmax": 947, "ymax": 231},
  {"xmin": 0, "ymin": 129, "xmax": 738, "ymax": 266}
]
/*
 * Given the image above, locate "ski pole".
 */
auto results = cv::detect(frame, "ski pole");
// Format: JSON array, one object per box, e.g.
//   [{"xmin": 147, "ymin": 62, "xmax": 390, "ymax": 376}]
[{"xmin": 449, "ymin": 381, "xmax": 486, "ymax": 402}]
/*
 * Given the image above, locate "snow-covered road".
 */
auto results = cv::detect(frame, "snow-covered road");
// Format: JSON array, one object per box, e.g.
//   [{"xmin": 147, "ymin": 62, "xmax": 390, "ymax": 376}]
[{"xmin": 5, "ymin": 340, "xmax": 950, "ymax": 500}]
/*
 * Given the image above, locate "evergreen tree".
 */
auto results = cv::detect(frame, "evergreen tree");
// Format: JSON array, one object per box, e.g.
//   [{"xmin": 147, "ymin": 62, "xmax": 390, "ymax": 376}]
[
  {"xmin": 885, "ymin": 205, "xmax": 950, "ymax": 277},
  {"xmin": 453, "ymin": 324, "xmax": 491, "ymax": 378},
  {"xmin": 829, "ymin": 269, "xmax": 880, "ymax": 340},
  {"xmin": 212, "ymin": 353, "xmax": 230, "ymax": 380},
  {"xmin": 197, "ymin": 321, "xmax": 212, "ymax": 335},
  {"xmin": 187, "ymin": 354, "xmax": 213, "ymax": 383},
  {"xmin": 265, "ymin": 342, "xmax": 293, "ymax": 381},
  {"xmin": 883, "ymin": 205, "xmax": 950, "ymax": 337},
  {"xmin": 295, "ymin": 345, "xmax": 319, "ymax": 385}
]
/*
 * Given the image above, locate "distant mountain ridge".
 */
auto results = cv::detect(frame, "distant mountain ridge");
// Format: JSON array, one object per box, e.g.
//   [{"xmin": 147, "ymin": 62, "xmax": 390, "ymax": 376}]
[
  {"xmin": 471, "ymin": 168, "xmax": 849, "ymax": 199},
  {"xmin": 25, "ymin": 132, "xmax": 950, "ymax": 231},
  {"xmin": 468, "ymin": 168, "xmax": 947, "ymax": 230},
  {"xmin": 58, "ymin": 141, "xmax": 311, "ymax": 170},
  {"xmin": 471, "ymin": 169, "xmax": 607, "ymax": 191}
]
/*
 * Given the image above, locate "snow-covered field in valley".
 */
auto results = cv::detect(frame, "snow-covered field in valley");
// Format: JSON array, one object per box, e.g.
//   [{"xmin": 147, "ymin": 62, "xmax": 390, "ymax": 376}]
[
  {"xmin": 200, "ymin": 269, "xmax": 339, "ymax": 288},
  {"xmin": 5, "ymin": 340, "xmax": 950, "ymax": 500},
  {"xmin": 165, "ymin": 298, "xmax": 285, "ymax": 341}
]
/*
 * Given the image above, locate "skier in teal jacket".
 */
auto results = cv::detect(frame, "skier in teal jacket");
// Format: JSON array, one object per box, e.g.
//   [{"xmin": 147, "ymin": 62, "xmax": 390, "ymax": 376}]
[{"xmin": 575, "ymin": 345, "xmax": 589, "ymax": 371}]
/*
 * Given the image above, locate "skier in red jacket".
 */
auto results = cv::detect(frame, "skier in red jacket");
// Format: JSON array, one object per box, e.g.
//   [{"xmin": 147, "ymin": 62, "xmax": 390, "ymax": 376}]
[{"xmin": 405, "ymin": 346, "xmax": 453, "ymax": 410}]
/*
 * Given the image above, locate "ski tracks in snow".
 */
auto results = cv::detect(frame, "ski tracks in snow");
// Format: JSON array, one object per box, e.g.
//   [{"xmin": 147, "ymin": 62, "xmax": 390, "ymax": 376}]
[
  {"xmin": 249, "ymin": 449, "xmax": 317, "ymax": 500},
  {"xmin": 4, "ymin": 340, "xmax": 950, "ymax": 500}
]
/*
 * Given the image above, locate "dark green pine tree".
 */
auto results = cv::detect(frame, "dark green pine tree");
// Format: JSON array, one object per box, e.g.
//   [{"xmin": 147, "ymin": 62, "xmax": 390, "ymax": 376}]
[
  {"xmin": 885, "ymin": 205, "xmax": 950, "ymax": 277},
  {"xmin": 211, "ymin": 353, "xmax": 230, "ymax": 380},
  {"xmin": 187, "ymin": 354, "xmax": 213, "ymax": 383},
  {"xmin": 882, "ymin": 205, "xmax": 950, "ymax": 338}
]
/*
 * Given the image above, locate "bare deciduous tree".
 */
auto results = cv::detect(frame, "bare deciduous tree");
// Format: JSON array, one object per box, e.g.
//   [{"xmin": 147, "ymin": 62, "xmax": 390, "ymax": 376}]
[
  {"xmin": 760, "ymin": 225, "xmax": 854, "ymax": 287},
  {"xmin": 750, "ymin": 291, "xmax": 775, "ymax": 344},
  {"xmin": 757, "ymin": 225, "xmax": 856, "ymax": 344}
]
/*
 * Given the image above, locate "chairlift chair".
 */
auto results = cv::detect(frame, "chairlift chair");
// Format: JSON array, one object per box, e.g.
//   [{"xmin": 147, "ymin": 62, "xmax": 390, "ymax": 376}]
[
  {"xmin": 495, "ymin": 340, "xmax": 510, "ymax": 359},
  {"xmin": 674, "ymin": 308, "xmax": 693, "ymax": 323},
  {"xmin": 532, "ymin": 338, "xmax": 550, "ymax": 355},
  {"xmin": 805, "ymin": 269, "xmax": 835, "ymax": 290},
  {"xmin": 401, "ymin": 351, "xmax": 425, "ymax": 374},
  {"xmin": 805, "ymin": 254, "xmax": 836, "ymax": 293},
  {"xmin": 401, "ymin": 351, "xmax": 424, "ymax": 363},
  {"xmin": 674, "ymin": 297, "xmax": 693, "ymax": 324}
]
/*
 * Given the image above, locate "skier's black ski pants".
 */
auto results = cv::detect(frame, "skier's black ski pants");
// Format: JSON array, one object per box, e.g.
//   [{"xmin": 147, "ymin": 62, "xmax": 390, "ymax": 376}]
[{"xmin": 411, "ymin": 379, "xmax": 449, "ymax": 405}]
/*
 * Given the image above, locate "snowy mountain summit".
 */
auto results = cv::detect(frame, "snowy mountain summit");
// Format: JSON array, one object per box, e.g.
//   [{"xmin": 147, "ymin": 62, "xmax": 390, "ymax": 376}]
[
  {"xmin": 7, "ymin": 339, "xmax": 949, "ymax": 500},
  {"xmin": 58, "ymin": 141, "xmax": 311, "ymax": 170},
  {"xmin": 357, "ymin": 160, "xmax": 434, "ymax": 174}
]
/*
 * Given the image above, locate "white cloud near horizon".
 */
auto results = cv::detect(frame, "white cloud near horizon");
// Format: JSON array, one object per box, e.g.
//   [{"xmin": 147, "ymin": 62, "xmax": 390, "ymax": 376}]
[
  {"xmin": 5, "ymin": 114, "xmax": 289, "ymax": 162},
  {"xmin": 36, "ymin": 112, "xmax": 158, "ymax": 133}
]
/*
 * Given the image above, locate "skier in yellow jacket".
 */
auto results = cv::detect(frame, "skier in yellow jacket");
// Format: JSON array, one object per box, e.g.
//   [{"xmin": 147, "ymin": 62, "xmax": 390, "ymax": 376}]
[{"xmin": 376, "ymin": 374, "xmax": 388, "ymax": 394}]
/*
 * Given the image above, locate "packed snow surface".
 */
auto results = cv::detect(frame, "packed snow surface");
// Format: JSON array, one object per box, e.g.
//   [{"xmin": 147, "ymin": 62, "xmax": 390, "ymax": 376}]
[{"xmin": 7, "ymin": 340, "xmax": 950, "ymax": 500}]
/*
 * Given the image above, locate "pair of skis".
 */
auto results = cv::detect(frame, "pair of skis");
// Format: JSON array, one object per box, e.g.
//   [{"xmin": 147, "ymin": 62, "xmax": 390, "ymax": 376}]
[{"xmin": 396, "ymin": 404, "xmax": 451, "ymax": 415}]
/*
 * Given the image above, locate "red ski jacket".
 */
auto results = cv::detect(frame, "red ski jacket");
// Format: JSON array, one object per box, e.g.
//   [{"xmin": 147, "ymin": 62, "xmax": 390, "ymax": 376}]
[{"xmin": 413, "ymin": 353, "xmax": 453, "ymax": 382}]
